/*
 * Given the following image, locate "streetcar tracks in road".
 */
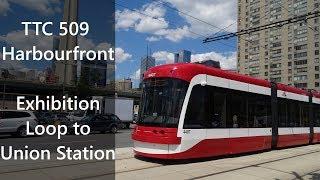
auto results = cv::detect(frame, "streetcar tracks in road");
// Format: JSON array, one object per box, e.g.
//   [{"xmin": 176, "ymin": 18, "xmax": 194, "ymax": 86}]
[
  {"xmin": 76, "ymin": 148, "xmax": 320, "ymax": 180},
  {"xmin": 73, "ymin": 164, "xmax": 164, "ymax": 180},
  {"xmin": 0, "ymin": 150, "xmax": 135, "ymax": 175},
  {"xmin": 0, "ymin": 147, "xmax": 319, "ymax": 179},
  {"xmin": 188, "ymin": 149, "xmax": 320, "ymax": 180}
]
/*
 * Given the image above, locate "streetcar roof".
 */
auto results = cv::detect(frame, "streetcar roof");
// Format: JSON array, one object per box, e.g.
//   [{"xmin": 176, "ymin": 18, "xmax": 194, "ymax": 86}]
[{"xmin": 144, "ymin": 63, "xmax": 320, "ymax": 98}]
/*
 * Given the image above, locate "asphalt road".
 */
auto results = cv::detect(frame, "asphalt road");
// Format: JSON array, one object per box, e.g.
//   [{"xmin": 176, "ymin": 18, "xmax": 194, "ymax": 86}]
[
  {"xmin": 0, "ymin": 129, "xmax": 132, "ymax": 153},
  {"xmin": 116, "ymin": 144, "xmax": 320, "ymax": 180}
]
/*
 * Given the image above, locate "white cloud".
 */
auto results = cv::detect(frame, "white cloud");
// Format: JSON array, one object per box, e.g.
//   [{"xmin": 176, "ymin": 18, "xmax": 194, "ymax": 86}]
[
  {"xmin": 151, "ymin": 50, "xmax": 237, "ymax": 69},
  {"xmin": 0, "ymin": 30, "xmax": 116, "ymax": 59},
  {"xmin": 0, "ymin": 30, "xmax": 52, "ymax": 70},
  {"xmin": 155, "ymin": 26, "xmax": 191, "ymax": 42},
  {"xmin": 135, "ymin": 16, "xmax": 168, "ymax": 33},
  {"xmin": 152, "ymin": 51, "xmax": 174, "ymax": 64},
  {"xmin": 130, "ymin": 68, "xmax": 140, "ymax": 80},
  {"xmin": 0, "ymin": 52, "xmax": 25, "ymax": 69},
  {"xmin": 115, "ymin": 47, "xmax": 132, "ymax": 63},
  {"xmin": 116, "ymin": 2, "xmax": 191, "ymax": 42},
  {"xmin": 95, "ymin": 42, "xmax": 111, "ymax": 51},
  {"xmin": 0, "ymin": 0, "xmax": 10, "ymax": 15},
  {"xmin": 146, "ymin": 36, "xmax": 161, "ymax": 42},
  {"xmin": 191, "ymin": 51, "xmax": 237, "ymax": 70},
  {"xmin": 165, "ymin": 0, "xmax": 237, "ymax": 34},
  {"xmin": 78, "ymin": 38, "xmax": 114, "ymax": 58},
  {"xmin": 116, "ymin": 2, "xmax": 168, "ymax": 32},
  {"xmin": 116, "ymin": 1, "xmax": 236, "ymax": 42},
  {"xmin": 0, "ymin": 29, "xmax": 53, "ymax": 51},
  {"xmin": 78, "ymin": 36, "xmax": 96, "ymax": 51},
  {"xmin": 115, "ymin": 9, "xmax": 142, "ymax": 30},
  {"xmin": 0, "ymin": 0, "xmax": 61, "ymax": 16}
]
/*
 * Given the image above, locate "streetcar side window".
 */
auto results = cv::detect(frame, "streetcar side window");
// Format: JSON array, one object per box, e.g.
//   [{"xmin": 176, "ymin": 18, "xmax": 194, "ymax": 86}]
[
  {"xmin": 248, "ymin": 94, "xmax": 270, "ymax": 128},
  {"xmin": 278, "ymin": 98, "xmax": 309, "ymax": 127},
  {"xmin": 278, "ymin": 98, "xmax": 287, "ymax": 127},
  {"xmin": 226, "ymin": 90, "xmax": 248, "ymax": 128},
  {"xmin": 207, "ymin": 86, "xmax": 227, "ymax": 128},
  {"xmin": 184, "ymin": 85, "xmax": 228, "ymax": 129},
  {"xmin": 184, "ymin": 85, "xmax": 209, "ymax": 129},
  {"xmin": 314, "ymin": 104, "xmax": 320, "ymax": 127},
  {"xmin": 287, "ymin": 100, "xmax": 300, "ymax": 127},
  {"xmin": 300, "ymin": 103, "xmax": 309, "ymax": 127},
  {"xmin": 184, "ymin": 85, "xmax": 272, "ymax": 129}
]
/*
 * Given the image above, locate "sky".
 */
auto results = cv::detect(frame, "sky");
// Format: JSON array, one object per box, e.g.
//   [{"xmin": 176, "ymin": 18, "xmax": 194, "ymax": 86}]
[
  {"xmin": 115, "ymin": 0, "xmax": 238, "ymax": 87},
  {"xmin": 0, "ymin": 0, "xmax": 238, "ymax": 87}
]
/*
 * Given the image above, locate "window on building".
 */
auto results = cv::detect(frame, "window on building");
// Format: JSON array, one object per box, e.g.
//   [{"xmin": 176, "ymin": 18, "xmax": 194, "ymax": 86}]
[
  {"xmin": 294, "ymin": 83, "xmax": 307, "ymax": 88},
  {"xmin": 294, "ymin": 60, "xmax": 307, "ymax": 65},
  {"xmin": 294, "ymin": 52, "xmax": 307, "ymax": 58},
  {"xmin": 294, "ymin": 75, "xmax": 308, "ymax": 81},
  {"xmin": 294, "ymin": 44, "xmax": 307, "ymax": 51}
]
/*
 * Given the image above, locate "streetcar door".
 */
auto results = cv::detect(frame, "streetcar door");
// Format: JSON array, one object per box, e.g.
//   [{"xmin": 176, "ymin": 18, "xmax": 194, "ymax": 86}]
[{"xmin": 179, "ymin": 81, "xmax": 207, "ymax": 154}]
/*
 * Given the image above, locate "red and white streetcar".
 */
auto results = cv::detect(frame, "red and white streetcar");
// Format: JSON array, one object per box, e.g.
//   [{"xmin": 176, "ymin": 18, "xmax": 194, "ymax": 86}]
[{"xmin": 132, "ymin": 63, "xmax": 320, "ymax": 159}]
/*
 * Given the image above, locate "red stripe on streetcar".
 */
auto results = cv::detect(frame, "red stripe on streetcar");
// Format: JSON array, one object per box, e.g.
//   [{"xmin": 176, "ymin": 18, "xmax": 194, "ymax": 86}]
[
  {"xmin": 132, "ymin": 126, "xmax": 181, "ymax": 144},
  {"xmin": 134, "ymin": 134, "xmax": 313, "ymax": 160},
  {"xmin": 313, "ymin": 133, "xmax": 320, "ymax": 143},
  {"xmin": 277, "ymin": 134, "xmax": 310, "ymax": 147}
]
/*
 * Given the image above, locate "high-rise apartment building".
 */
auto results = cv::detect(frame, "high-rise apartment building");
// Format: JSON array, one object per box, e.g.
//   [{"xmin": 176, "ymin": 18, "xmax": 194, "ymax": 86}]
[
  {"xmin": 174, "ymin": 50, "xmax": 191, "ymax": 63},
  {"xmin": 53, "ymin": 0, "xmax": 78, "ymax": 85},
  {"xmin": 238, "ymin": 0, "xmax": 320, "ymax": 90},
  {"xmin": 140, "ymin": 56, "xmax": 155, "ymax": 86}
]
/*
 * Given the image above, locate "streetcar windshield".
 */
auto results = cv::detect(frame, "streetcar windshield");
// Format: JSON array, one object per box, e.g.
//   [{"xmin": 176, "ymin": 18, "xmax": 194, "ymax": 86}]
[{"xmin": 138, "ymin": 78, "xmax": 189, "ymax": 127}]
